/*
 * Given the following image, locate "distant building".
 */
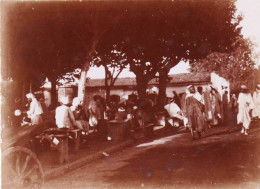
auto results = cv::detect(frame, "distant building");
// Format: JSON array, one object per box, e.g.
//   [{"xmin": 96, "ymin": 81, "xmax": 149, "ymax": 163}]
[
  {"xmin": 42, "ymin": 72, "xmax": 230, "ymax": 105},
  {"xmin": 83, "ymin": 72, "xmax": 211, "ymax": 97}
]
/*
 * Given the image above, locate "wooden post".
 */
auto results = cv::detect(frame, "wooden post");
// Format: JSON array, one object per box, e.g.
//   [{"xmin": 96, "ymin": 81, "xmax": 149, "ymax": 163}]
[{"xmin": 58, "ymin": 136, "xmax": 69, "ymax": 164}]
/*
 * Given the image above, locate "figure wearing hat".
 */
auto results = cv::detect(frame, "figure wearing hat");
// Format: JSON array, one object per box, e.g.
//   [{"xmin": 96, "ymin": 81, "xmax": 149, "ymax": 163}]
[
  {"xmin": 252, "ymin": 84, "xmax": 260, "ymax": 119},
  {"xmin": 55, "ymin": 96, "xmax": 77, "ymax": 129},
  {"xmin": 237, "ymin": 85, "xmax": 254, "ymax": 135},
  {"xmin": 26, "ymin": 93, "xmax": 43, "ymax": 125},
  {"xmin": 115, "ymin": 106, "xmax": 128, "ymax": 121}
]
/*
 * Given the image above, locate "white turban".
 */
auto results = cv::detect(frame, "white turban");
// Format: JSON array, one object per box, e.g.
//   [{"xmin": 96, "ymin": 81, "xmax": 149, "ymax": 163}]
[
  {"xmin": 26, "ymin": 93, "xmax": 35, "ymax": 99},
  {"xmin": 187, "ymin": 85, "xmax": 193, "ymax": 90},
  {"xmin": 241, "ymin": 85, "xmax": 247, "ymax": 89},
  {"xmin": 72, "ymin": 97, "xmax": 81, "ymax": 107},
  {"xmin": 60, "ymin": 96, "xmax": 70, "ymax": 105}
]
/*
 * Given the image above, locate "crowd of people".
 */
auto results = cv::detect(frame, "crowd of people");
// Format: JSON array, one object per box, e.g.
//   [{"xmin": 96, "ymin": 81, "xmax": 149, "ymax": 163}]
[
  {"xmin": 18, "ymin": 83, "xmax": 260, "ymax": 141},
  {"xmin": 163, "ymin": 84, "xmax": 260, "ymax": 139},
  {"xmin": 164, "ymin": 85, "xmax": 228, "ymax": 139}
]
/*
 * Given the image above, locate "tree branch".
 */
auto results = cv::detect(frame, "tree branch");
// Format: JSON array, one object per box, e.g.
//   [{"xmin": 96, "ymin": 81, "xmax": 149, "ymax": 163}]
[{"xmin": 111, "ymin": 67, "xmax": 124, "ymax": 86}]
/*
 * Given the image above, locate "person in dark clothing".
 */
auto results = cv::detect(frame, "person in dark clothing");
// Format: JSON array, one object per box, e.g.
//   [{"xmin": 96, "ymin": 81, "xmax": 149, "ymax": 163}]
[
  {"xmin": 186, "ymin": 85, "xmax": 207, "ymax": 139},
  {"xmin": 223, "ymin": 91, "xmax": 229, "ymax": 115},
  {"xmin": 197, "ymin": 86, "xmax": 203, "ymax": 95}
]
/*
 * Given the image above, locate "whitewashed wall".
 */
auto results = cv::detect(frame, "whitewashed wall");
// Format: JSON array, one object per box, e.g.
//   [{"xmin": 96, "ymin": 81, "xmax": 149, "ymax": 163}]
[{"xmin": 211, "ymin": 72, "xmax": 230, "ymax": 102}]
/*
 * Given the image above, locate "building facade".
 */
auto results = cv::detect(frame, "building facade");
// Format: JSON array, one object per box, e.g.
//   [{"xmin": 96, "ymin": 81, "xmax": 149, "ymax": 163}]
[{"xmin": 42, "ymin": 72, "xmax": 230, "ymax": 106}]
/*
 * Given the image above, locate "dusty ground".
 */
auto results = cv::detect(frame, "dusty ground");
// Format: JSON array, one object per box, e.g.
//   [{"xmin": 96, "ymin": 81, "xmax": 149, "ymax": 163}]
[{"xmin": 43, "ymin": 120, "xmax": 260, "ymax": 189}]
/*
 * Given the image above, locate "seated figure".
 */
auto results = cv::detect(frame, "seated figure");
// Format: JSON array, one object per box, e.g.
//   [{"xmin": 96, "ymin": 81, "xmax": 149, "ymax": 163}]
[
  {"xmin": 164, "ymin": 98, "xmax": 188, "ymax": 127},
  {"xmin": 71, "ymin": 97, "xmax": 90, "ymax": 133},
  {"xmin": 55, "ymin": 97, "xmax": 76, "ymax": 129},
  {"xmin": 115, "ymin": 106, "xmax": 128, "ymax": 121}
]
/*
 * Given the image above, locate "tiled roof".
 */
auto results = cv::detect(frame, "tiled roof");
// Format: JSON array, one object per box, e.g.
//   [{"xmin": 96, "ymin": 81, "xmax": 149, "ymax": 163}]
[
  {"xmin": 170, "ymin": 72, "xmax": 210, "ymax": 84},
  {"xmin": 85, "ymin": 77, "xmax": 137, "ymax": 87},
  {"xmin": 85, "ymin": 72, "xmax": 210, "ymax": 87}
]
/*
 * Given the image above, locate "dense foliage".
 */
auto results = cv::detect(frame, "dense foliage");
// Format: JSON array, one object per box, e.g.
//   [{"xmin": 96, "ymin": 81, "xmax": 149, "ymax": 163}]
[
  {"xmin": 1, "ymin": 0, "xmax": 248, "ymax": 103},
  {"xmin": 190, "ymin": 36, "xmax": 258, "ymax": 92}
]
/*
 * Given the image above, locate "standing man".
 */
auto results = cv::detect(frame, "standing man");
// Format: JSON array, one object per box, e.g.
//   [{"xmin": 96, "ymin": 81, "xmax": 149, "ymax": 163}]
[
  {"xmin": 26, "ymin": 93, "xmax": 43, "ymax": 125},
  {"xmin": 209, "ymin": 87, "xmax": 222, "ymax": 126},
  {"xmin": 89, "ymin": 95, "xmax": 106, "ymax": 138},
  {"xmin": 252, "ymin": 84, "xmax": 260, "ymax": 120},
  {"xmin": 230, "ymin": 94, "xmax": 238, "ymax": 112},
  {"xmin": 186, "ymin": 85, "xmax": 207, "ymax": 139},
  {"xmin": 237, "ymin": 85, "xmax": 254, "ymax": 135},
  {"xmin": 222, "ymin": 91, "xmax": 229, "ymax": 121}
]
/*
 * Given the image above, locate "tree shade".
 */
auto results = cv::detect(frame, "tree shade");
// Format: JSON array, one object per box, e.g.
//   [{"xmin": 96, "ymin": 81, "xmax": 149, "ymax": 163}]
[{"xmin": 1, "ymin": 0, "xmax": 243, "ymax": 102}]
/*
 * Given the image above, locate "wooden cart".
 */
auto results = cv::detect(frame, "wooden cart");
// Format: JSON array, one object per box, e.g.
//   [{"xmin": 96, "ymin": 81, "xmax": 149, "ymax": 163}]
[{"xmin": 1, "ymin": 123, "xmax": 47, "ymax": 188}]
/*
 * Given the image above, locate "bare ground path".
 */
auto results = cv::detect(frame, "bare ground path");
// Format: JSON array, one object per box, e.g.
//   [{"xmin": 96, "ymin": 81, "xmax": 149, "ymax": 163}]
[{"xmin": 43, "ymin": 121, "xmax": 260, "ymax": 189}]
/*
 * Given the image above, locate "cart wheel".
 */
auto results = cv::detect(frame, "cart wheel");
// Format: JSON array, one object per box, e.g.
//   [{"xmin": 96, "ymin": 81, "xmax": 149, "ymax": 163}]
[{"xmin": 2, "ymin": 146, "xmax": 44, "ymax": 188}]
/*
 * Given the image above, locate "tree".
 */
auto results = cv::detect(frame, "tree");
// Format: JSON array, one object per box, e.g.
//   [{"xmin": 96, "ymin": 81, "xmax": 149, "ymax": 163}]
[
  {"xmin": 57, "ymin": 68, "xmax": 81, "ymax": 86},
  {"xmin": 99, "ymin": 4, "xmax": 183, "ymax": 100},
  {"xmin": 190, "ymin": 36, "xmax": 257, "ymax": 92},
  {"xmin": 2, "ymin": 2, "xmax": 125, "ymax": 107},
  {"xmin": 2, "ymin": 0, "xmax": 243, "ymax": 107},
  {"xmin": 92, "ymin": 44, "xmax": 128, "ymax": 103},
  {"xmin": 100, "ymin": 0, "xmax": 242, "ymax": 101},
  {"xmin": 157, "ymin": 57, "xmax": 182, "ymax": 106},
  {"xmin": 2, "ymin": 2, "xmax": 94, "ymax": 108},
  {"xmin": 75, "ymin": 6, "xmax": 128, "ymax": 104}
]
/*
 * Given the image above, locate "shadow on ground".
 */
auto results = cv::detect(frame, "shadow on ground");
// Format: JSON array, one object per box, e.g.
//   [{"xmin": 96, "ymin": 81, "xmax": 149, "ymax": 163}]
[{"xmin": 102, "ymin": 131, "xmax": 260, "ymax": 188}]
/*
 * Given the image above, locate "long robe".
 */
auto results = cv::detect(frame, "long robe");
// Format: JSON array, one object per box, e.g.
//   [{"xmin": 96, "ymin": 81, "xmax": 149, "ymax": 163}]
[
  {"xmin": 203, "ymin": 91, "xmax": 212, "ymax": 121},
  {"xmin": 164, "ymin": 102, "xmax": 182, "ymax": 119},
  {"xmin": 206, "ymin": 92, "xmax": 222, "ymax": 125},
  {"xmin": 186, "ymin": 95, "xmax": 207, "ymax": 132},
  {"xmin": 230, "ymin": 95, "xmax": 238, "ymax": 112},
  {"xmin": 223, "ymin": 93, "xmax": 229, "ymax": 113},
  {"xmin": 164, "ymin": 102, "xmax": 188, "ymax": 127},
  {"xmin": 252, "ymin": 90, "xmax": 260, "ymax": 118},
  {"xmin": 180, "ymin": 93, "xmax": 187, "ymax": 115},
  {"xmin": 28, "ymin": 99, "xmax": 43, "ymax": 125},
  {"xmin": 237, "ymin": 93, "xmax": 254, "ymax": 129},
  {"xmin": 89, "ymin": 99, "xmax": 104, "ymax": 127}
]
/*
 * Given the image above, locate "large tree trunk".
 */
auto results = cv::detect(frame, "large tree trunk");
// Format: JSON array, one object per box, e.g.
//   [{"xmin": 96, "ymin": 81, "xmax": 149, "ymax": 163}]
[
  {"xmin": 136, "ymin": 74, "xmax": 148, "ymax": 100},
  {"xmin": 78, "ymin": 16, "xmax": 122, "ymax": 103},
  {"xmin": 105, "ymin": 66, "xmax": 111, "ymax": 104},
  {"xmin": 104, "ymin": 66, "xmax": 124, "ymax": 104},
  {"xmin": 105, "ymin": 86, "xmax": 111, "ymax": 104},
  {"xmin": 78, "ymin": 63, "xmax": 90, "ymax": 102},
  {"xmin": 49, "ymin": 77, "xmax": 57, "ymax": 110},
  {"xmin": 158, "ymin": 69, "xmax": 168, "ymax": 108},
  {"xmin": 78, "ymin": 40, "xmax": 99, "ymax": 103},
  {"xmin": 157, "ymin": 59, "xmax": 181, "ymax": 107},
  {"xmin": 77, "ymin": 16, "xmax": 119, "ymax": 103}
]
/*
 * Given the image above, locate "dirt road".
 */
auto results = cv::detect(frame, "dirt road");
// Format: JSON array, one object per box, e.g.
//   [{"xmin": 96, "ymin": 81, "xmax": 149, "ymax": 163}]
[{"xmin": 44, "ymin": 124, "xmax": 260, "ymax": 189}]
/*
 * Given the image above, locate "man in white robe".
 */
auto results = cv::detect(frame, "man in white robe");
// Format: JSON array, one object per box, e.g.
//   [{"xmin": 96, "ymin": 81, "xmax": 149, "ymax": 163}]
[
  {"xmin": 252, "ymin": 84, "xmax": 260, "ymax": 119},
  {"xmin": 237, "ymin": 85, "xmax": 254, "ymax": 135},
  {"xmin": 164, "ymin": 99, "xmax": 188, "ymax": 127},
  {"xmin": 56, "ymin": 97, "xmax": 77, "ymax": 129},
  {"xmin": 26, "ymin": 93, "xmax": 43, "ymax": 125}
]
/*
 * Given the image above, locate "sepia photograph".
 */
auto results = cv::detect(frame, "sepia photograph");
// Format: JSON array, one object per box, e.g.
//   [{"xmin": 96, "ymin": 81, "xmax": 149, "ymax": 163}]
[{"xmin": 1, "ymin": 0, "xmax": 260, "ymax": 188}]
